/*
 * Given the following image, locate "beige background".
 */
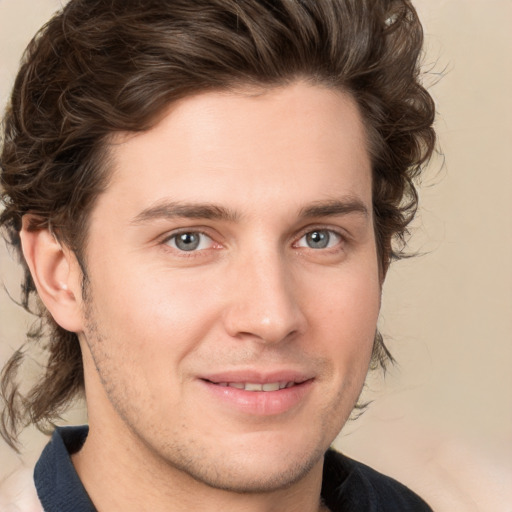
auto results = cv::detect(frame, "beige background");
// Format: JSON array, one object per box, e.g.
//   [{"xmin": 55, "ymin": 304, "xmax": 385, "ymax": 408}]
[{"xmin": 1, "ymin": 1, "xmax": 511, "ymax": 510}]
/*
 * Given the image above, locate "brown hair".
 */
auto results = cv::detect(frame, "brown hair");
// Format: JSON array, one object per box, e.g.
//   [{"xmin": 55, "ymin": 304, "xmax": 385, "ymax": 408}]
[{"xmin": 0, "ymin": 0, "xmax": 435, "ymax": 448}]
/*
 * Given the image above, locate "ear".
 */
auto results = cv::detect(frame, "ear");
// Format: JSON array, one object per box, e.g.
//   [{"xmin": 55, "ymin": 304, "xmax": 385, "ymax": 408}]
[{"xmin": 20, "ymin": 216, "xmax": 85, "ymax": 333}]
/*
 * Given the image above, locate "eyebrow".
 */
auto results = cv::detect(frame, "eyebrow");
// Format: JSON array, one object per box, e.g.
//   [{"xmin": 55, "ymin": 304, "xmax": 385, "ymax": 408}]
[
  {"xmin": 131, "ymin": 201, "xmax": 240, "ymax": 224},
  {"xmin": 131, "ymin": 197, "xmax": 369, "ymax": 225},
  {"xmin": 299, "ymin": 198, "xmax": 369, "ymax": 219}
]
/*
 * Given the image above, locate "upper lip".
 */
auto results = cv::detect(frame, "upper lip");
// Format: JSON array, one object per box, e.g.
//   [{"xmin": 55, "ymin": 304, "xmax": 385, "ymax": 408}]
[{"xmin": 199, "ymin": 369, "xmax": 314, "ymax": 385}]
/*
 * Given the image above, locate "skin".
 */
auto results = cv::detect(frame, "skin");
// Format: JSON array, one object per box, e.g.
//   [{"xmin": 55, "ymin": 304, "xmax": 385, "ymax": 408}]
[{"xmin": 22, "ymin": 82, "xmax": 381, "ymax": 512}]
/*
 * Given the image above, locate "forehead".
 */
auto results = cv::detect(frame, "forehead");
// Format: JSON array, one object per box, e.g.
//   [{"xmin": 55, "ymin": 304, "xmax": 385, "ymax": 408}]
[{"xmin": 97, "ymin": 82, "xmax": 372, "ymax": 221}]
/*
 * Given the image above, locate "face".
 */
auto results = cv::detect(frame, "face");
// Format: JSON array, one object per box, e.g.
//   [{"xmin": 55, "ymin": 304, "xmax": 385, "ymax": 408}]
[{"xmin": 77, "ymin": 82, "xmax": 380, "ymax": 492}]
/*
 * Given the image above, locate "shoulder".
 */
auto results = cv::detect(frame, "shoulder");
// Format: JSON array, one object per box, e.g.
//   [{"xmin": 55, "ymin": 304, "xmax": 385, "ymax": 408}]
[
  {"xmin": 0, "ymin": 466, "xmax": 43, "ymax": 512},
  {"xmin": 322, "ymin": 449, "xmax": 433, "ymax": 511}
]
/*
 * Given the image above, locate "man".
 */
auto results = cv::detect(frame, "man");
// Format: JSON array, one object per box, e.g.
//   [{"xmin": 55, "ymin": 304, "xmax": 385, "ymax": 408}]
[{"xmin": 0, "ymin": 0, "xmax": 435, "ymax": 510}]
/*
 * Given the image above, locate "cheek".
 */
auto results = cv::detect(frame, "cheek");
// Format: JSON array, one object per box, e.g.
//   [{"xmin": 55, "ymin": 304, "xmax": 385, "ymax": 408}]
[
  {"xmin": 88, "ymin": 266, "xmax": 221, "ymax": 364},
  {"xmin": 309, "ymin": 267, "xmax": 381, "ymax": 367},
  {"xmin": 312, "ymin": 262, "xmax": 381, "ymax": 326}
]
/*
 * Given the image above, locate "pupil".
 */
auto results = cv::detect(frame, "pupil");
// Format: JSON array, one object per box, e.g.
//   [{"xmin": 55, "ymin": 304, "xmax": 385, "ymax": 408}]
[
  {"xmin": 176, "ymin": 233, "xmax": 199, "ymax": 251},
  {"xmin": 307, "ymin": 230, "xmax": 329, "ymax": 249}
]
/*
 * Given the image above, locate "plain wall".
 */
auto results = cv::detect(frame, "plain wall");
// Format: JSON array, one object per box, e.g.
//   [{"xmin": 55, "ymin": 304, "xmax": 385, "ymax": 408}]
[{"xmin": 1, "ymin": 1, "xmax": 511, "ymax": 509}]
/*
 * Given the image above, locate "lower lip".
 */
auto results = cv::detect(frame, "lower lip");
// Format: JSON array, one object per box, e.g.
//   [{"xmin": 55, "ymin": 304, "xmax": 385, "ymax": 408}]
[{"xmin": 199, "ymin": 380, "xmax": 314, "ymax": 416}]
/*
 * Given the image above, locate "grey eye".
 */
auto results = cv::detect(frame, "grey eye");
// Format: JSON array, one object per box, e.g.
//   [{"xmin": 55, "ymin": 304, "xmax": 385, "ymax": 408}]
[
  {"xmin": 306, "ymin": 230, "xmax": 330, "ymax": 249},
  {"xmin": 175, "ymin": 233, "xmax": 200, "ymax": 251},
  {"xmin": 297, "ymin": 230, "xmax": 341, "ymax": 249},
  {"xmin": 167, "ymin": 232, "xmax": 213, "ymax": 252}
]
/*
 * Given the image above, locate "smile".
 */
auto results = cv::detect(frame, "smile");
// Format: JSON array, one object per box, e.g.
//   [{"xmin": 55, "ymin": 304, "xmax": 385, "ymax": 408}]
[
  {"xmin": 215, "ymin": 381, "xmax": 296, "ymax": 391},
  {"xmin": 200, "ymin": 375, "xmax": 313, "ymax": 415}
]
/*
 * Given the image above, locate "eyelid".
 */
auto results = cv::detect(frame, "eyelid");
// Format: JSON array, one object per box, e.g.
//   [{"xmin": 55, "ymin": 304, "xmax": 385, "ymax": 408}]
[
  {"xmin": 160, "ymin": 227, "xmax": 221, "ymax": 253},
  {"xmin": 156, "ymin": 224, "xmax": 348, "ymax": 254},
  {"xmin": 292, "ymin": 225, "xmax": 347, "ymax": 247}
]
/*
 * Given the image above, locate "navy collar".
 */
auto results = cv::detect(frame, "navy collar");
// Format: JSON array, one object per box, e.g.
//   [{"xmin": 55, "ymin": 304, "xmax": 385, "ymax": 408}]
[{"xmin": 34, "ymin": 426, "xmax": 95, "ymax": 512}]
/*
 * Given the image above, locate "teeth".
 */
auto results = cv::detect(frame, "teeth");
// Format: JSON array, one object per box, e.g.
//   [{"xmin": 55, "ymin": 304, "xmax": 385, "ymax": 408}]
[
  {"xmin": 221, "ymin": 381, "xmax": 295, "ymax": 391},
  {"xmin": 244, "ymin": 383, "xmax": 263, "ymax": 391}
]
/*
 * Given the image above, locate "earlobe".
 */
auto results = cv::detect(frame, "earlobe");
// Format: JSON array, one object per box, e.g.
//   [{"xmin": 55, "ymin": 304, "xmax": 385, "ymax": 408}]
[{"xmin": 20, "ymin": 217, "xmax": 84, "ymax": 333}]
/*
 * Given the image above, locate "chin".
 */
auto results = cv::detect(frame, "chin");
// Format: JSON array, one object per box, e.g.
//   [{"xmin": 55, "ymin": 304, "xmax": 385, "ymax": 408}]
[{"xmin": 172, "ymin": 444, "xmax": 326, "ymax": 494}]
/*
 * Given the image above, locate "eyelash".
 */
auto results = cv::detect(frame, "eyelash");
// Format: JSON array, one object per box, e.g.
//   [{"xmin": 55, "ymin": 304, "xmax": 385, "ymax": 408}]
[
  {"xmin": 293, "ymin": 227, "xmax": 346, "ymax": 253},
  {"xmin": 160, "ymin": 226, "xmax": 346, "ymax": 255},
  {"xmin": 162, "ymin": 230, "xmax": 217, "ymax": 254}
]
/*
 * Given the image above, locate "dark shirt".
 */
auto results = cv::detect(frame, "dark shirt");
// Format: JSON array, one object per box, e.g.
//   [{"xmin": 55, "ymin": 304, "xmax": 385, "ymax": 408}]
[{"xmin": 34, "ymin": 426, "xmax": 433, "ymax": 511}]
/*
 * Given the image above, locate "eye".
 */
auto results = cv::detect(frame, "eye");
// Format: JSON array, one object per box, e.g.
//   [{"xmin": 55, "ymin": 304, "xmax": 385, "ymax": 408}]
[
  {"xmin": 296, "ymin": 229, "xmax": 342, "ymax": 250},
  {"xmin": 166, "ymin": 232, "xmax": 214, "ymax": 252}
]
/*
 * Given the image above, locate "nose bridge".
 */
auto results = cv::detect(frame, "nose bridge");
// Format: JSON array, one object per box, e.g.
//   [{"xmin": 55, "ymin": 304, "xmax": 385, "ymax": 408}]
[{"xmin": 223, "ymin": 244, "xmax": 305, "ymax": 344}]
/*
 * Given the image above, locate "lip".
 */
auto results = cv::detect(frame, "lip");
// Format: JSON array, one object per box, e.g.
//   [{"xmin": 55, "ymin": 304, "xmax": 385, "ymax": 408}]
[
  {"xmin": 198, "ymin": 369, "xmax": 315, "ymax": 416},
  {"xmin": 201, "ymin": 369, "xmax": 313, "ymax": 385}
]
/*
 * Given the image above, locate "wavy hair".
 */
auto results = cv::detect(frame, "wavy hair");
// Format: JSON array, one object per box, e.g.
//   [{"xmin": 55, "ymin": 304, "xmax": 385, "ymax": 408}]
[{"xmin": 0, "ymin": 0, "xmax": 435, "ymax": 448}]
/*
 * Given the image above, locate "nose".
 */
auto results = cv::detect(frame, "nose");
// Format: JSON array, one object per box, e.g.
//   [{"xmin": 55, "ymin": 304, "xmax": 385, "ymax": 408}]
[{"xmin": 222, "ymin": 250, "xmax": 306, "ymax": 345}]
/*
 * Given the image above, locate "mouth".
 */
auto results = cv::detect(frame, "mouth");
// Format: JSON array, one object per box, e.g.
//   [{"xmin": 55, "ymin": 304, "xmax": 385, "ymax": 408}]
[
  {"xmin": 206, "ymin": 380, "xmax": 300, "ymax": 391},
  {"xmin": 198, "ymin": 371, "xmax": 314, "ymax": 416}
]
